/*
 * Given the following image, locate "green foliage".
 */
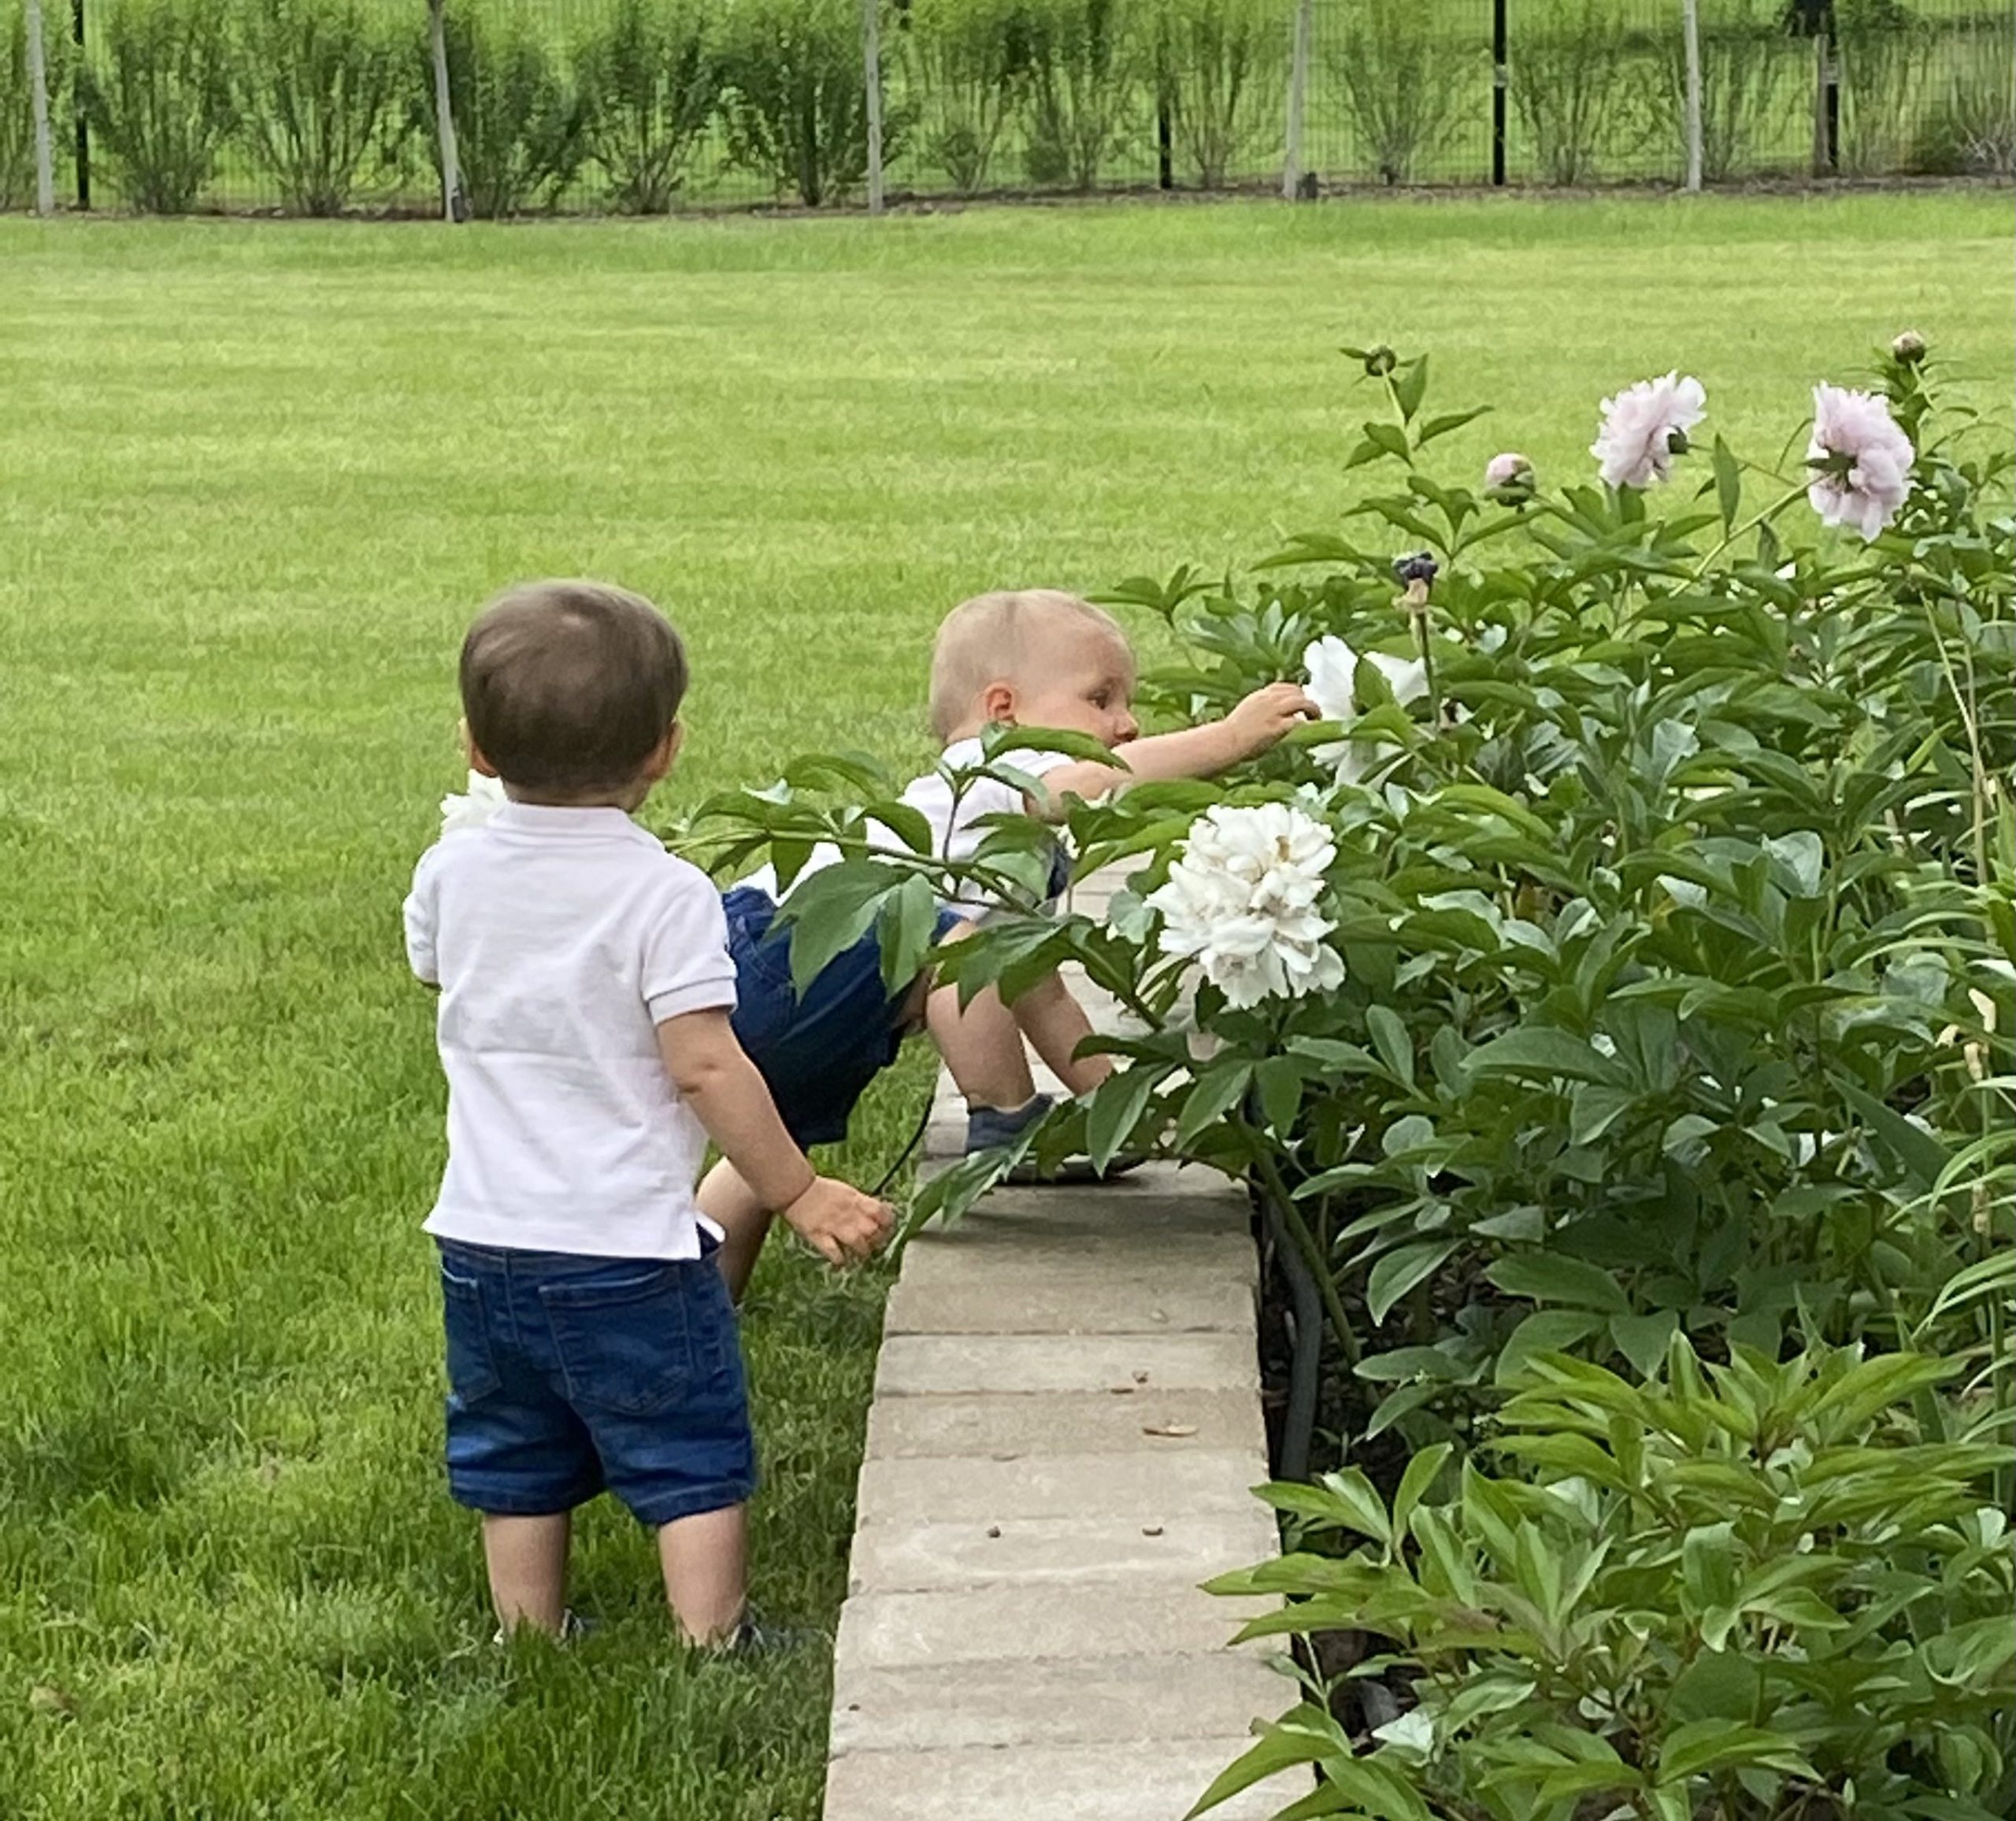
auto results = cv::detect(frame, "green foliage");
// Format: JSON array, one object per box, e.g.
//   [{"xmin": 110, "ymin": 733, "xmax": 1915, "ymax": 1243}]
[
  {"xmin": 1201, "ymin": 1340, "xmax": 2016, "ymax": 1821},
  {"xmin": 1510, "ymin": 0, "xmax": 1639, "ymax": 183},
  {"xmin": 721, "ymin": 0, "xmax": 902, "ymax": 206},
  {"xmin": 906, "ymin": 0, "xmax": 1032, "ymax": 194},
  {"xmin": 1654, "ymin": 0, "xmax": 1799, "ymax": 182},
  {"xmin": 417, "ymin": 6, "xmax": 587, "ymax": 220},
  {"xmin": 1328, "ymin": 0, "xmax": 1476, "ymax": 187},
  {"xmin": 574, "ymin": 0, "xmax": 724, "ymax": 214},
  {"xmin": 1908, "ymin": 20, "xmax": 2016, "ymax": 176},
  {"xmin": 231, "ymin": 0, "xmax": 407, "ymax": 217},
  {"xmin": 1018, "ymin": 0, "xmax": 1140, "ymax": 191},
  {"xmin": 80, "ymin": 0, "xmax": 237, "ymax": 213},
  {"xmin": 1154, "ymin": 0, "xmax": 1280, "ymax": 191}
]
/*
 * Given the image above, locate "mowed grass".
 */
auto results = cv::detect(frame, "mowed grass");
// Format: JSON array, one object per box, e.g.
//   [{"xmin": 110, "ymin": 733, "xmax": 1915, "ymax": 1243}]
[{"xmin": 1, "ymin": 193, "xmax": 2010, "ymax": 1819}]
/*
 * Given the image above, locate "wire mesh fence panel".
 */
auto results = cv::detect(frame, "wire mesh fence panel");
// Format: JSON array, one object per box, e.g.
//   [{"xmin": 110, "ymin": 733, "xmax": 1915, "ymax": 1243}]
[{"xmin": 16, "ymin": 0, "xmax": 2016, "ymax": 214}]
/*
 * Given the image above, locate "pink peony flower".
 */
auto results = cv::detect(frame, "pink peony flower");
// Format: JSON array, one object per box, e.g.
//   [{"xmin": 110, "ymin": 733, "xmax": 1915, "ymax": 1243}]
[
  {"xmin": 1483, "ymin": 451, "xmax": 1535, "ymax": 503},
  {"xmin": 1807, "ymin": 383, "xmax": 1914, "ymax": 542},
  {"xmin": 1591, "ymin": 372, "xmax": 1707, "ymax": 490}
]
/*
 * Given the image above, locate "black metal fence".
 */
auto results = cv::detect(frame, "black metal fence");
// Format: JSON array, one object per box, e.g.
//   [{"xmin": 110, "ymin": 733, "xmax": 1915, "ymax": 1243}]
[{"xmin": 4, "ymin": 0, "xmax": 2010, "ymax": 217}]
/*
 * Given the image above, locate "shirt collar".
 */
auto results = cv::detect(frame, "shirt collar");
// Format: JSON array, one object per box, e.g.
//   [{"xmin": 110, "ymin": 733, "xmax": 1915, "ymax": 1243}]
[{"xmin": 491, "ymin": 802, "xmax": 659, "ymax": 844}]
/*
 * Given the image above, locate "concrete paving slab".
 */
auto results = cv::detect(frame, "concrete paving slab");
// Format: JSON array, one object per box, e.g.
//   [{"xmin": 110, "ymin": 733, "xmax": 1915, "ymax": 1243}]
[
  {"xmin": 856, "ymin": 1450, "xmax": 1266, "ymax": 1525},
  {"xmin": 876, "ymin": 1331, "xmax": 1259, "ymax": 1398},
  {"xmin": 849, "ymin": 1508, "xmax": 1280, "ymax": 1595},
  {"xmin": 883, "ymin": 1264, "xmax": 1254, "ymax": 1337},
  {"xmin": 899, "ymin": 1224, "xmax": 1255, "ymax": 1278},
  {"xmin": 822, "ymin": 1737, "xmax": 1294, "ymax": 1821},
  {"xmin": 834, "ymin": 1582, "xmax": 1268, "ymax": 1671},
  {"xmin": 829, "ymin": 1651, "xmax": 1286, "ymax": 1756},
  {"xmin": 865, "ymin": 1389, "xmax": 1269, "ymax": 1460}
]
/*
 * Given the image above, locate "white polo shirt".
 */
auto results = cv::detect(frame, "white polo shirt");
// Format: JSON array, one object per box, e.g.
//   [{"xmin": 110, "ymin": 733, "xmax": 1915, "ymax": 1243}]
[{"xmin": 403, "ymin": 802, "xmax": 736, "ymax": 1260}]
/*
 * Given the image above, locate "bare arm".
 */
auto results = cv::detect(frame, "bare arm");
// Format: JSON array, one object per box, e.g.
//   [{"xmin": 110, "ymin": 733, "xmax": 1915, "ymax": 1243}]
[
  {"xmin": 658, "ymin": 1009, "xmax": 889, "ymax": 1265},
  {"xmin": 1034, "ymin": 682, "xmax": 1319, "ymax": 812}
]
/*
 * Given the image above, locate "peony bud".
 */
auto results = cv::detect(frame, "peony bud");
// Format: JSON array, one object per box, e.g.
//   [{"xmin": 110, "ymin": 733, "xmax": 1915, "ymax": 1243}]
[
  {"xmin": 1362, "ymin": 345, "xmax": 1397, "ymax": 377},
  {"xmin": 1890, "ymin": 329, "xmax": 1927, "ymax": 365},
  {"xmin": 1483, "ymin": 451, "xmax": 1535, "ymax": 504},
  {"xmin": 1392, "ymin": 551, "xmax": 1438, "ymax": 587}
]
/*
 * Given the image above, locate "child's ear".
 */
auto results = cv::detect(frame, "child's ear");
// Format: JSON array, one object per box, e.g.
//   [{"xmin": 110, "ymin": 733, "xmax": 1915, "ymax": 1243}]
[
  {"xmin": 980, "ymin": 681, "xmax": 1017, "ymax": 725},
  {"xmin": 461, "ymin": 720, "xmax": 501, "ymax": 779},
  {"xmin": 650, "ymin": 722, "xmax": 684, "ymax": 778}
]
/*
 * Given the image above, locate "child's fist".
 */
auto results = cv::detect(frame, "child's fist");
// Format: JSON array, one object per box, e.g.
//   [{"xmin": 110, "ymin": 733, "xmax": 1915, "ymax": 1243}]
[
  {"xmin": 783, "ymin": 1176, "xmax": 895, "ymax": 1268},
  {"xmin": 1224, "ymin": 681, "xmax": 1321, "ymax": 758}
]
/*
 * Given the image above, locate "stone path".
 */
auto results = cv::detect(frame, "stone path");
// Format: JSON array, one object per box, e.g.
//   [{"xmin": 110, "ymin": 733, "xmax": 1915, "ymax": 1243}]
[{"xmin": 823, "ymin": 875, "xmax": 1289, "ymax": 1820}]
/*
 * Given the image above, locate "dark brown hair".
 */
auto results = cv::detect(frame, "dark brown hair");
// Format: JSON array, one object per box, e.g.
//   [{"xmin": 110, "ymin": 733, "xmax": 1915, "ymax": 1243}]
[{"xmin": 459, "ymin": 581, "xmax": 687, "ymax": 797}]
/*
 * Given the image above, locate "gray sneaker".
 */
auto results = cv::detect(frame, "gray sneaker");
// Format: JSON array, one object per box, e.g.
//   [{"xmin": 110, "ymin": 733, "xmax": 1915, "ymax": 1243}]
[{"xmin": 965, "ymin": 1093, "xmax": 1147, "ymax": 1184}]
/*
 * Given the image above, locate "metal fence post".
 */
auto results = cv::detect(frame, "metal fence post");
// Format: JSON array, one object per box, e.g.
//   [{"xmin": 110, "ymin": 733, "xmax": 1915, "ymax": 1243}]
[
  {"xmin": 1281, "ymin": 0, "xmax": 1311, "ymax": 199},
  {"xmin": 862, "ymin": 0, "xmax": 885, "ymax": 214},
  {"xmin": 1492, "ymin": 0, "xmax": 1507, "ymax": 186},
  {"xmin": 70, "ymin": 0, "xmax": 87, "ymax": 207},
  {"xmin": 27, "ymin": 0, "xmax": 55, "ymax": 214},
  {"xmin": 427, "ymin": 0, "xmax": 464, "ymax": 220},
  {"xmin": 1682, "ymin": 0, "xmax": 1703, "ymax": 189}
]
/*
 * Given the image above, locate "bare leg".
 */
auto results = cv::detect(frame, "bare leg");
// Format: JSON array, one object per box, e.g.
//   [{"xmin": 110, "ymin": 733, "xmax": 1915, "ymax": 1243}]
[
  {"xmin": 658, "ymin": 1503, "xmax": 749, "ymax": 1645},
  {"xmin": 698, "ymin": 1157, "xmax": 773, "ymax": 1302},
  {"xmin": 482, "ymin": 1512, "xmax": 570, "ymax": 1637},
  {"xmin": 1012, "ymin": 971, "xmax": 1113, "ymax": 1097},
  {"xmin": 927, "ymin": 979, "xmax": 1037, "ymax": 1111}
]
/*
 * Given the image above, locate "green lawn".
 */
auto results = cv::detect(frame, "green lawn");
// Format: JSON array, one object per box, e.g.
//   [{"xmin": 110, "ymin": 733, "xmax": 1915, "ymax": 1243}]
[{"xmin": 2, "ymin": 192, "xmax": 2010, "ymax": 1819}]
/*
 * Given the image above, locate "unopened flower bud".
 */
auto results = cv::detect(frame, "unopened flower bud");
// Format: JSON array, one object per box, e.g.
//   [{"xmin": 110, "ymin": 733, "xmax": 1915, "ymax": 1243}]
[
  {"xmin": 1665, "ymin": 427, "xmax": 1691, "ymax": 457},
  {"xmin": 1363, "ymin": 345, "xmax": 1397, "ymax": 377},
  {"xmin": 1890, "ymin": 329, "xmax": 1927, "ymax": 365},
  {"xmin": 1392, "ymin": 551, "xmax": 1438, "ymax": 587},
  {"xmin": 1483, "ymin": 451, "xmax": 1535, "ymax": 504}
]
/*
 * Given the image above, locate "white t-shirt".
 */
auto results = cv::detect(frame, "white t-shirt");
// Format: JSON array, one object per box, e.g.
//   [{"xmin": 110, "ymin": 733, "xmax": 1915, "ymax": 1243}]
[
  {"xmin": 899, "ymin": 738, "xmax": 1075, "ymax": 917},
  {"xmin": 736, "ymin": 739, "xmax": 1075, "ymax": 919},
  {"xmin": 403, "ymin": 802, "xmax": 736, "ymax": 1260}
]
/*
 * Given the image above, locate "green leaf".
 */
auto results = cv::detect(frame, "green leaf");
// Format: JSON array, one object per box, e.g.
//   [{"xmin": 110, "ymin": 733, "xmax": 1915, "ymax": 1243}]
[
  {"xmin": 1711, "ymin": 434, "xmax": 1741, "ymax": 531},
  {"xmin": 873, "ymin": 873, "xmax": 940, "ymax": 995},
  {"xmin": 1487, "ymin": 1253, "xmax": 1630, "ymax": 1314},
  {"xmin": 1183, "ymin": 1708, "xmax": 1341, "ymax": 1818},
  {"xmin": 1313, "ymin": 1466, "xmax": 1392, "ymax": 1548},
  {"xmin": 1392, "ymin": 353, "xmax": 1430, "ymax": 424},
  {"xmin": 1392, "ymin": 1442, "xmax": 1454, "ymax": 1533},
  {"xmin": 1364, "ymin": 420, "xmax": 1411, "ymax": 461},
  {"xmin": 1085, "ymin": 1063, "xmax": 1167, "ymax": 1175},
  {"xmin": 1610, "ymin": 1309, "xmax": 1680, "ymax": 1379},
  {"xmin": 1365, "ymin": 1005, "xmax": 1415, "ymax": 1089},
  {"xmin": 1416, "ymin": 405, "xmax": 1490, "ymax": 446},
  {"xmin": 1367, "ymin": 1240, "xmax": 1459, "ymax": 1326},
  {"xmin": 1656, "ymin": 1721, "xmax": 1814, "ymax": 1785},
  {"xmin": 1495, "ymin": 1310, "xmax": 1606, "ymax": 1383},
  {"xmin": 1254, "ymin": 1054, "xmax": 1303, "ymax": 1134},
  {"xmin": 1835, "ymin": 1075, "xmax": 1949, "ymax": 1192},
  {"xmin": 1175, "ymin": 1060, "xmax": 1254, "ymax": 1147},
  {"xmin": 1466, "ymin": 1027, "xmax": 1630, "ymax": 1086}
]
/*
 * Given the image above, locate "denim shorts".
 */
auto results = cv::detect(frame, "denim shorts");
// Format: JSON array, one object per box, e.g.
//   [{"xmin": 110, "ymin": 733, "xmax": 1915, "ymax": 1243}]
[
  {"xmin": 724, "ymin": 885, "xmax": 965, "ymax": 1149},
  {"xmin": 436, "ymin": 1238, "xmax": 756, "ymax": 1528}
]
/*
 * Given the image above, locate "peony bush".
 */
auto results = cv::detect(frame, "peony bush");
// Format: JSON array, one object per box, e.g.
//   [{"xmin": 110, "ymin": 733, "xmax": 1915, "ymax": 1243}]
[{"xmin": 691, "ymin": 334, "xmax": 2013, "ymax": 1818}]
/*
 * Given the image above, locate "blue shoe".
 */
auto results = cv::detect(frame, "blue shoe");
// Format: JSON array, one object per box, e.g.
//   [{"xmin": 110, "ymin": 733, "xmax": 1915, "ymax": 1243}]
[{"xmin": 964, "ymin": 1093, "xmax": 1054, "ymax": 1154}]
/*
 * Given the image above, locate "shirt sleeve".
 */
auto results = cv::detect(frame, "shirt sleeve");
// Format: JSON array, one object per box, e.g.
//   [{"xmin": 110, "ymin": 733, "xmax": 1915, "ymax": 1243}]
[
  {"xmin": 402, "ymin": 846, "xmax": 443, "ymax": 985},
  {"xmin": 641, "ymin": 862, "xmax": 739, "ymax": 1025}
]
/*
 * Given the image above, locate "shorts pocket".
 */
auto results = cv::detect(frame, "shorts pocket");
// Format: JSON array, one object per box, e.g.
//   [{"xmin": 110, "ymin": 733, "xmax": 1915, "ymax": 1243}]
[
  {"xmin": 440, "ymin": 1263, "xmax": 502, "ymax": 1406},
  {"xmin": 540, "ymin": 1262, "xmax": 706, "ymax": 1419}
]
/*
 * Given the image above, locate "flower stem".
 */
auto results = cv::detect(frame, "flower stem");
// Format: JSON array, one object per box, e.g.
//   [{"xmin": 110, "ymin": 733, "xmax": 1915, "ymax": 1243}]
[
  {"xmin": 1689, "ymin": 482, "xmax": 1808, "ymax": 579},
  {"xmin": 1246, "ymin": 1133, "xmax": 1361, "ymax": 1368}
]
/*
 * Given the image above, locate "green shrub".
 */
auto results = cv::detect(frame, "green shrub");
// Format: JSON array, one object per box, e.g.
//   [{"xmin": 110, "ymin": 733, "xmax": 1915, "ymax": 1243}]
[
  {"xmin": 1836, "ymin": 0, "xmax": 1928, "ymax": 174},
  {"xmin": 1156, "ymin": 0, "xmax": 1280, "ymax": 191},
  {"xmin": 575, "ymin": 0, "xmax": 723, "ymax": 215},
  {"xmin": 721, "ymin": 0, "xmax": 901, "ymax": 206},
  {"xmin": 2, "ymin": 3, "xmax": 73, "ymax": 210},
  {"xmin": 1510, "ymin": 0, "xmax": 1639, "ymax": 183},
  {"xmin": 231, "ymin": 0, "xmax": 407, "ymax": 217},
  {"xmin": 1909, "ymin": 22, "xmax": 2016, "ymax": 176},
  {"xmin": 1203, "ymin": 1342, "xmax": 2016, "ymax": 1821},
  {"xmin": 414, "ymin": 7, "xmax": 586, "ymax": 220},
  {"xmin": 79, "ymin": 0, "xmax": 236, "ymax": 213},
  {"xmin": 1019, "ymin": 0, "xmax": 1140, "ymax": 191},
  {"xmin": 1326, "ymin": 0, "xmax": 1475, "ymax": 186},
  {"xmin": 906, "ymin": 0, "xmax": 1031, "ymax": 194}
]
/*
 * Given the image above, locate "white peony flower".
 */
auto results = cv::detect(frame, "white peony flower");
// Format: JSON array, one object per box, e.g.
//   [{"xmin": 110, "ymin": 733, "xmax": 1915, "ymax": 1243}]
[
  {"xmin": 439, "ymin": 769, "xmax": 508, "ymax": 836},
  {"xmin": 1591, "ymin": 372, "xmax": 1707, "ymax": 490},
  {"xmin": 1146, "ymin": 802, "xmax": 1344, "ymax": 1009},
  {"xmin": 1303, "ymin": 635, "xmax": 1428, "ymax": 785},
  {"xmin": 1806, "ymin": 383, "xmax": 1914, "ymax": 542},
  {"xmin": 1482, "ymin": 451, "xmax": 1536, "ymax": 502}
]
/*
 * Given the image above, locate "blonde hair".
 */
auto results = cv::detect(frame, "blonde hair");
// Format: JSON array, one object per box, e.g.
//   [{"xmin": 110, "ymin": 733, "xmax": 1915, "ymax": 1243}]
[{"xmin": 927, "ymin": 590, "xmax": 1132, "ymax": 740}]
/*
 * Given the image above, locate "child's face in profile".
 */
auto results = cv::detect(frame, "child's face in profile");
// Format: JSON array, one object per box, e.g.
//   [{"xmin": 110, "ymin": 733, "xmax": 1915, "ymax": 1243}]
[{"xmin": 1003, "ymin": 627, "xmax": 1140, "ymax": 749}]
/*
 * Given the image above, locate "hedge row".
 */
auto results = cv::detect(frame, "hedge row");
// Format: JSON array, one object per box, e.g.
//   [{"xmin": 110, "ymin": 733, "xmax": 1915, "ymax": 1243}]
[{"xmin": 3, "ymin": 0, "xmax": 2010, "ymax": 215}]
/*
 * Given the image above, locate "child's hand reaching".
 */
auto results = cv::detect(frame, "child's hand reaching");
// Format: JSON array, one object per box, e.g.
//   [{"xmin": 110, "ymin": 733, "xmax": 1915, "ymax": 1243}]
[
  {"xmin": 1221, "ymin": 681, "xmax": 1321, "ymax": 761},
  {"xmin": 782, "ymin": 1176, "xmax": 894, "ymax": 1268}
]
